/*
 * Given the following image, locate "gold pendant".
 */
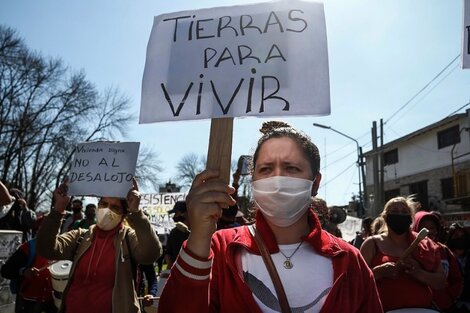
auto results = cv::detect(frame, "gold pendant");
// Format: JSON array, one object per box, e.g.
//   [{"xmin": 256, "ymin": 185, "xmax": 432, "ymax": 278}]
[{"xmin": 283, "ymin": 259, "xmax": 293, "ymax": 269}]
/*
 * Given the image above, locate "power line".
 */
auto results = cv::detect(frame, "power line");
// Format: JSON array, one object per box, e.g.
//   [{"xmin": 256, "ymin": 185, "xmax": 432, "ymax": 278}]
[
  {"xmin": 387, "ymin": 62, "xmax": 459, "ymax": 129},
  {"xmin": 321, "ymin": 140, "xmax": 372, "ymax": 172},
  {"xmin": 342, "ymin": 165, "xmax": 357, "ymax": 201},
  {"xmin": 447, "ymin": 101, "xmax": 470, "ymax": 117},
  {"xmin": 320, "ymin": 161, "xmax": 356, "ymax": 188},
  {"xmin": 321, "ymin": 147, "xmax": 357, "ymax": 170},
  {"xmin": 384, "ymin": 54, "xmax": 460, "ymax": 125}
]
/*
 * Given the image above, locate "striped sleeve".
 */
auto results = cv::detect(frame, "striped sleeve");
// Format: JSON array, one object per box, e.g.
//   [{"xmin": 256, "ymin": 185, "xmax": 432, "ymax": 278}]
[{"xmin": 174, "ymin": 244, "xmax": 213, "ymax": 281}]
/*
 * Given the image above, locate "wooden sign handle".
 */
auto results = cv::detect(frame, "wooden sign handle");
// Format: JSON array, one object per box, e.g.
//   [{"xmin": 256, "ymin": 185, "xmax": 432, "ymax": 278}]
[
  {"xmin": 400, "ymin": 228, "xmax": 429, "ymax": 261},
  {"xmin": 206, "ymin": 117, "xmax": 233, "ymax": 184}
]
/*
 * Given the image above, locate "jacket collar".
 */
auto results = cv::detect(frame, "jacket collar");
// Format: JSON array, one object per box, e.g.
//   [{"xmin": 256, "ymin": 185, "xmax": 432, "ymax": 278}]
[{"xmin": 229, "ymin": 209, "xmax": 345, "ymax": 257}]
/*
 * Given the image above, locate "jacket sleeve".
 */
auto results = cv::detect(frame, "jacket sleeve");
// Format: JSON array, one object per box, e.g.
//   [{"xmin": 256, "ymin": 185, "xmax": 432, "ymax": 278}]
[
  {"xmin": 21, "ymin": 208, "xmax": 37, "ymax": 229},
  {"xmin": 142, "ymin": 264, "xmax": 158, "ymax": 296},
  {"xmin": 1, "ymin": 244, "xmax": 28, "ymax": 280},
  {"xmin": 159, "ymin": 241, "xmax": 214, "ymax": 313},
  {"xmin": 126, "ymin": 210, "xmax": 162, "ymax": 265},
  {"xmin": 36, "ymin": 209, "xmax": 83, "ymax": 260},
  {"xmin": 443, "ymin": 246, "xmax": 464, "ymax": 301}
]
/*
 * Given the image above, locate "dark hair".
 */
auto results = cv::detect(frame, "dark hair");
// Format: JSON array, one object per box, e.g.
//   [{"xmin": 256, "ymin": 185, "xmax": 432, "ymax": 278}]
[
  {"xmin": 222, "ymin": 204, "xmax": 238, "ymax": 218},
  {"xmin": 446, "ymin": 223, "xmax": 467, "ymax": 241},
  {"xmin": 72, "ymin": 199, "xmax": 83, "ymax": 206},
  {"xmin": 362, "ymin": 216, "xmax": 373, "ymax": 235},
  {"xmin": 253, "ymin": 121, "xmax": 320, "ymax": 176},
  {"xmin": 85, "ymin": 203, "xmax": 96, "ymax": 210},
  {"xmin": 9, "ymin": 188, "xmax": 24, "ymax": 200},
  {"xmin": 120, "ymin": 199, "xmax": 129, "ymax": 214},
  {"xmin": 98, "ymin": 197, "xmax": 128, "ymax": 215}
]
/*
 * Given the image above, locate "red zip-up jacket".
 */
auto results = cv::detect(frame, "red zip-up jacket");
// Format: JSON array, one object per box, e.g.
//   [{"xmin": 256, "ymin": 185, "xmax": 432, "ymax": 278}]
[{"xmin": 159, "ymin": 210, "xmax": 383, "ymax": 313}]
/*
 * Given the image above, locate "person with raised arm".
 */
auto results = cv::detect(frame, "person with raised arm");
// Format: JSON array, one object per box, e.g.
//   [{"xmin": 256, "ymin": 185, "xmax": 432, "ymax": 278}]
[
  {"xmin": 37, "ymin": 177, "xmax": 161, "ymax": 313},
  {"xmin": 159, "ymin": 121, "xmax": 382, "ymax": 313}
]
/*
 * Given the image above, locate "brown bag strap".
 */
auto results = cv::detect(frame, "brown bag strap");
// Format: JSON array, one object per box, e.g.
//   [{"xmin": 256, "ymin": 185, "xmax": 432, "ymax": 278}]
[{"xmin": 248, "ymin": 225, "xmax": 292, "ymax": 313}]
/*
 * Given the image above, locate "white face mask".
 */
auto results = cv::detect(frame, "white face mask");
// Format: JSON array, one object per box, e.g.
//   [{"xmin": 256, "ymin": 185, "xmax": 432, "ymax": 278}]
[
  {"xmin": 252, "ymin": 176, "xmax": 314, "ymax": 227},
  {"xmin": 96, "ymin": 207, "xmax": 122, "ymax": 231}
]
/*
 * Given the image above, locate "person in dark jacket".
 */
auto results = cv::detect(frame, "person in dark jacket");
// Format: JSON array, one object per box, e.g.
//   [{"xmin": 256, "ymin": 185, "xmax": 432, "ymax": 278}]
[
  {"xmin": 0, "ymin": 186, "xmax": 37, "ymax": 242},
  {"xmin": 164, "ymin": 201, "xmax": 190, "ymax": 268},
  {"xmin": 1, "ymin": 237, "xmax": 57, "ymax": 313}
]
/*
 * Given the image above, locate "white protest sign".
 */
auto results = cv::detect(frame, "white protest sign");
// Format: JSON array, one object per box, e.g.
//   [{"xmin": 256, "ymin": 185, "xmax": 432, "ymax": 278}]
[
  {"xmin": 139, "ymin": 192, "xmax": 187, "ymax": 234},
  {"xmin": 140, "ymin": 0, "xmax": 330, "ymax": 123},
  {"xmin": 68, "ymin": 142, "xmax": 140, "ymax": 198},
  {"xmin": 464, "ymin": 0, "xmax": 470, "ymax": 69},
  {"xmin": 337, "ymin": 215, "xmax": 362, "ymax": 242}
]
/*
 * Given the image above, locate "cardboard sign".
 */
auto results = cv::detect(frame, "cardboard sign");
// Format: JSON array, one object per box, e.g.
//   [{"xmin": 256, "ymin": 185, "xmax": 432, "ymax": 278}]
[
  {"xmin": 139, "ymin": 192, "xmax": 187, "ymax": 234},
  {"xmin": 140, "ymin": 0, "xmax": 330, "ymax": 122},
  {"xmin": 464, "ymin": 0, "xmax": 470, "ymax": 69},
  {"xmin": 337, "ymin": 215, "xmax": 362, "ymax": 242},
  {"xmin": 443, "ymin": 211, "xmax": 470, "ymax": 227},
  {"xmin": 68, "ymin": 142, "xmax": 140, "ymax": 198}
]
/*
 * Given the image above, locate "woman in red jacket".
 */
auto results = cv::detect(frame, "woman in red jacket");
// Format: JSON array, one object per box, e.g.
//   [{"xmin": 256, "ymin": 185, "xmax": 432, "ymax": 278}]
[{"xmin": 159, "ymin": 121, "xmax": 383, "ymax": 313}]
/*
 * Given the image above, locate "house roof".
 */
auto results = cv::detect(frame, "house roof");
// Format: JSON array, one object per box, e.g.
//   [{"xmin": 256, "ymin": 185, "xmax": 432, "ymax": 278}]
[{"xmin": 363, "ymin": 111, "xmax": 468, "ymax": 156}]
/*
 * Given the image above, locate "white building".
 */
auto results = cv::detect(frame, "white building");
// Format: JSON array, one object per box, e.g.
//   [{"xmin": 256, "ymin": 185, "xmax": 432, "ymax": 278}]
[{"xmin": 364, "ymin": 109, "xmax": 470, "ymax": 226}]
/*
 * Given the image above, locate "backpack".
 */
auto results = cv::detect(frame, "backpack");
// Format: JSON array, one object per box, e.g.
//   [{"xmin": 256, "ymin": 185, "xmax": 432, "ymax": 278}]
[{"xmin": 10, "ymin": 239, "xmax": 36, "ymax": 294}]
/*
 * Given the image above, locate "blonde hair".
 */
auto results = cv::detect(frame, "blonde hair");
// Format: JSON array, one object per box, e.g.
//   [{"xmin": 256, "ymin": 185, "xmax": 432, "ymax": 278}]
[
  {"xmin": 371, "ymin": 216, "xmax": 386, "ymax": 235},
  {"xmin": 378, "ymin": 196, "xmax": 417, "ymax": 234}
]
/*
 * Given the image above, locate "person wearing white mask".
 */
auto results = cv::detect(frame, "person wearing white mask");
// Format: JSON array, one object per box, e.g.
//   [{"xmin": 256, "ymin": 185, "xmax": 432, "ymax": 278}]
[
  {"xmin": 37, "ymin": 177, "xmax": 162, "ymax": 313},
  {"xmin": 159, "ymin": 121, "xmax": 383, "ymax": 313}
]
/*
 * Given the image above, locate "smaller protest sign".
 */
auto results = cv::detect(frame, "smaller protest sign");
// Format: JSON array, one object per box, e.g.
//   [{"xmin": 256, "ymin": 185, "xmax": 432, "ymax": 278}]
[
  {"xmin": 464, "ymin": 0, "xmax": 470, "ymax": 69},
  {"xmin": 139, "ymin": 192, "xmax": 187, "ymax": 234},
  {"xmin": 68, "ymin": 142, "xmax": 140, "ymax": 198},
  {"xmin": 337, "ymin": 215, "xmax": 362, "ymax": 242}
]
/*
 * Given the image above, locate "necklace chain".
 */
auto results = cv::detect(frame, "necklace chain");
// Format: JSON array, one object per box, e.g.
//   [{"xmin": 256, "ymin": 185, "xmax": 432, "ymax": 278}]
[{"xmin": 278, "ymin": 241, "xmax": 304, "ymax": 269}]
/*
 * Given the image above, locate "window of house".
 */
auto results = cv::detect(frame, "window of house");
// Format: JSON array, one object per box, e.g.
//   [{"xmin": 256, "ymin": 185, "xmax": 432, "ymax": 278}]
[
  {"xmin": 441, "ymin": 177, "xmax": 454, "ymax": 199},
  {"xmin": 437, "ymin": 125, "xmax": 460, "ymax": 149},
  {"xmin": 384, "ymin": 188, "xmax": 400, "ymax": 202},
  {"xmin": 383, "ymin": 148, "xmax": 398, "ymax": 165},
  {"xmin": 409, "ymin": 181, "xmax": 428, "ymax": 208}
]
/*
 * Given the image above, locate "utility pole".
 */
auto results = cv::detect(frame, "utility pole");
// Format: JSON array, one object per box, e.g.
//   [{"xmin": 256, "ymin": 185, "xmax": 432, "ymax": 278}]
[
  {"xmin": 372, "ymin": 121, "xmax": 380, "ymax": 217},
  {"xmin": 313, "ymin": 123, "xmax": 365, "ymax": 216},
  {"xmin": 359, "ymin": 146, "xmax": 367, "ymax": 210},
  {"xmin": 379, "ymin": 118, "xmax": 385, "ymax": 212}
]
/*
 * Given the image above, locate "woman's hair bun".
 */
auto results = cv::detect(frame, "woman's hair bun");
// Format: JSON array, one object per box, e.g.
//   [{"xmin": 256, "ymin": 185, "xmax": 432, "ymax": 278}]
[{"xmin": 259, "ymin": 121, "xmax": 292, "ymax": 135}]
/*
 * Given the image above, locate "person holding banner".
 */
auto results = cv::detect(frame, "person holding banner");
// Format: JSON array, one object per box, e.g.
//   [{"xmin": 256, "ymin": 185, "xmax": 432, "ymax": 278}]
[
  {"xmin": 37, "ymin": 177, "xmax": 162, "ymax": 313},
  {"xmin": 159, "ymin": 121, "xmax": 382, "ymax": 313},
  {"xmin": 360, "ymin": 196, "xmax": 446, "ymax": 312}
]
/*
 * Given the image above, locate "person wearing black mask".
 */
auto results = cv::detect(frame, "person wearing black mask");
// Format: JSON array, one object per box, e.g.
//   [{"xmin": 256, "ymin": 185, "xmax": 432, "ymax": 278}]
[
  {"xmin": 360, "ymin": 196, "xmax": 446, "ymax": 312},
  {"xmin": 446, "ymin": 223, "xmax": 470, "ymax": 311},
  {"xmin": 164, "ymin": 201, "xmax": 190, "ymax": 268}
]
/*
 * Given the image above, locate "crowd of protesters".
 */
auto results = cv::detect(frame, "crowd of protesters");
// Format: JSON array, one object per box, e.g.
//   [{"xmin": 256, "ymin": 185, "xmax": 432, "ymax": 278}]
[
  {"xmin": 0, "ymin": 120, "xmax": 469, "ymax": 313},
  {"xmin": 0, "ymin": 178, "xmax": 161, "ymax": 313}
]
